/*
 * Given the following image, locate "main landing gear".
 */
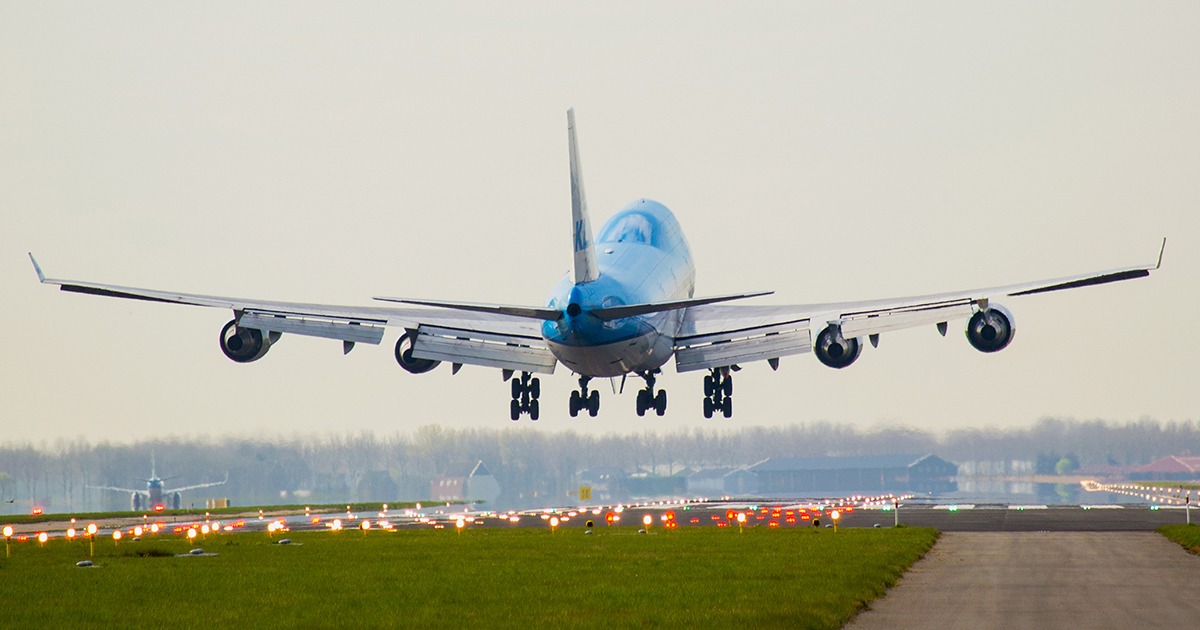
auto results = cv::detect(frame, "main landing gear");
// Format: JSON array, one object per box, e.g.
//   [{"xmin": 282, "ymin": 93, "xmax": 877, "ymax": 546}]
[
  {"xmin": 510, "ymin": 372, "xmax": 541, "ymax": 421},
  {"xmin": 636, "ymin": 370, "xmax": 667, "ymax": 417},
  {"xmin": 569, "ymin": 376, "xmax": 600, "ymax": 417},
  {"xmin": 703, "ymin": 367, "xmax": 733, "ymax": 418}
]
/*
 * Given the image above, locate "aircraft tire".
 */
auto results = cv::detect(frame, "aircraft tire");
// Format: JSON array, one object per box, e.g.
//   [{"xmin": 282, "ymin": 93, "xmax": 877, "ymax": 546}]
[
  {"xmin": 510, "ymin": 399, "xmax": 521, "ymax": 421},
  {"xmin": 529, "ymin": 399, "xmax": 540, "ymax": 421},
  {"xmin": 655, "ymin": 390, "xmax": 667, "ymax": 416},
  {"xmin": 703, "ymin": 397, "xmax": 714, "ymax": 418},
  {"xmin": 722, "ymin": 396, "xmax": 733, "ymax": 418}
]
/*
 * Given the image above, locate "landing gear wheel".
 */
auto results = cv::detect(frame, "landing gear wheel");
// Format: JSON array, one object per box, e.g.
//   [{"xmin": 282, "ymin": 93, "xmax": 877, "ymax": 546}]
[
  {"xmin": 722, "ymin": 396, "xmax": 733, "ymax": 418},
  {"xmin": 636, "ymin": 390, "xmax": 648, "ymax": 417},
  {"xmin": 723, "ymin": 378, "xmax": 733, "ymax": 397},
  {"xmin": 569, "ymin": 390, "xmax": 581, "ymax": 417},
  {"xmin": 654, "ymin": 390, "xmax": 667, "ymax": 416},
  {"xmin": 703, "ymin": 375, "xmax": 714, "ymax": 397},
  {"xmin": 703, "ymin": 397, "xmax": 714, "ymax": 419},
  {"xmin": 530, "ymin": 378, "xmax": 540, "ymax": 399},
  {"xmin": 529, "ymin": 399, "xmax": 540, "ymax": 421},
  {"xmin": 587, "ymin": 390, "xmax": 600, "ymax": 417},
  {"xmin": 510, "ymin": 399, "xmax": 521, "ymax": 421}
]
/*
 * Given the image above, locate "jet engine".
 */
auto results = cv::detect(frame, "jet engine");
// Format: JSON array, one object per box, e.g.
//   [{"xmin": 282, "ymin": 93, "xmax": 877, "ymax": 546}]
[
  {"xmin": 965, "ymin": 304, "xmax": 1016, "ymax": 353},
  {"xmin": 219, "ymin": 320, "xmax": 273, "ymax": 363},
  {"xmin": 395, "ymin": 330, "xmax": 440, "ymax": 374},
  {"xmin": 814, "ymin": 324, "xmax": 862, "ymax": 369}
]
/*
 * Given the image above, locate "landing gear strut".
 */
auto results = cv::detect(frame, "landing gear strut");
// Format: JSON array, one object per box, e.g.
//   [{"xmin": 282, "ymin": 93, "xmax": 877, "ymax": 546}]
[
  {"xmin": 569, "ymin": 376, "xmax": 600, "ymax": 417},
  {"xmin": 509, "ymin": 372, "xmax": 541, "ymax": 421},
  {"xmin": 635, "ymin": 370, "xmax": 667, "ymax": 417},
  {"xmin": 703, "ymin": 367, "xmax": 733, "ymax": 418}
]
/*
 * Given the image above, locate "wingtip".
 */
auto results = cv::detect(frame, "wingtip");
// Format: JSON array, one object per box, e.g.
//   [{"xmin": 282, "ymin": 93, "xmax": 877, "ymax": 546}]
[
  {"xmin": 1156, "ymin": 237, "xmax": 1166, "ymax": 270},
  {"xmin": 28, "ymin": 252, "xmax": 46, "ymax": 283}
]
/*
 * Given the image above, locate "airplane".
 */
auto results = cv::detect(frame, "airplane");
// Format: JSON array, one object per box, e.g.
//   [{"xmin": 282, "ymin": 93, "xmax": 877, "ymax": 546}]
[
  {"xmin": 90, "ymin": 458, "xmax": 228, "ymax": 511},
  {"xmin": 30, "ymin": 109, "xmax": 1164, "ymax": 421}
]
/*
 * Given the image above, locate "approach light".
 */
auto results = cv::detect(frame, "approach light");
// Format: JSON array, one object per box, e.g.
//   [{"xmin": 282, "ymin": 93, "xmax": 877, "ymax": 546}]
[
  {"xmin": 549, "ymin": 517, "xmax": 560, "ymax": 532},
  {"xmin": 361, "ymin": 520, "xmax": 372, "ymax": 531},
  {"xmin": 736, "ymin": 512, "xmax": 747, "ymax": 523},
  {"xmin": 154, "ymin": 504, "xmax": 165, "ymax": 512},
  {"xmin": 133, "ymin": 526, "xmax": 144, "ymax": 537},
  {"xmin": 86, "ymin": 523, "xmax": 98, "ymax": 536},
  {"xmin": 67, "ymin": 528, "xmax": 76, "ymax": 539},
  {"xmin": 200, "ymin": 525, "xmax": 211, "ymax": 536},
  {"xmin": 2, "ymin": 526, "xmax": 12, "ymax": 538},
  {"xmin": 150, "ymin": 523, "xmax": 161, "ymax": 534},
  {"xmin": 32, "ymin": 507, "xmax": 43, "ymax": 516},
  {"xmin": 187, "ymin": 528, "xmax": 197, "ymax": 541},
  {"xmin": 642, "ymin": 514, "xmax": 653, "ymax": 528},
  {"xmin": 112, "ymin": 530, "xmax": 122, "ymax": 542},
  {"xmin": 331, "ymin": 519, "xmax": 343, "ymax": 531},
  {"xmin": 455, "ymin": 518, "xmax": 464, "ymax": 531},
  {"xmin": 38, "ymin": 532, "xmax": 48, "ymax": 545}
]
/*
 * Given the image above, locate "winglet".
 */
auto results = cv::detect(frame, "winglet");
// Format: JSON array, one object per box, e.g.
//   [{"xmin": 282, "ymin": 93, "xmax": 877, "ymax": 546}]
[
  {"xmin": 28, "ymin": 253, "xmax": 46, "ymax": 283},
  {"xmin": 1155, "ymin": 237, "xmax": 1166, "ymax": 270}
]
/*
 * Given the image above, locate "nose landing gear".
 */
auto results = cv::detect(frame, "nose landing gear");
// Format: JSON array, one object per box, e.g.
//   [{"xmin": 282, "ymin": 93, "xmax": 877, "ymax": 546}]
[
  {"xmin": 702, "ymin": 368, "xmax": 733, "ymax": 418},
  {"xmin": 569, "ymin": 376, "xmax": 600, "ymax": 417},
  {"xmin": 635, "ymin": 370, "xmax": 667, "ymax": 417},
  {"xmin": 509, "ymin": 372, "xmax": 541, "ymax": 421}
]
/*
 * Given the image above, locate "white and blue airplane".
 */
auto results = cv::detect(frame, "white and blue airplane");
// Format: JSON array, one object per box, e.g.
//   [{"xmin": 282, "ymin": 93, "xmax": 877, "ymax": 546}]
[{"xmin": 30, "ymin": 109, "xmax": 1163, "ymax": 421}]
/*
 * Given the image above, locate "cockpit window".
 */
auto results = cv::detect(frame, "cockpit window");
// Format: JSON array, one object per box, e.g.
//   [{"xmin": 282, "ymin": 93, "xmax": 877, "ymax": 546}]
[{"xmin": 598, "ymin": 213, "xmax": 654, "ymax": 245}]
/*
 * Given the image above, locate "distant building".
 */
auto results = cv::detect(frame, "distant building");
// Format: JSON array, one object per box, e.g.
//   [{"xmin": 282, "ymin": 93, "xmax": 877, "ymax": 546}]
[
  {"xmin": 1129, "ymin": 455, "xmax": 1200, "ymax": 482},
  {"xmin": 750, "ymin": 454, "xmax": 958, "ymax": 495},
  {"xmin": 687, "ymin": 467, "xmax": 759, "ymax": 496},
  {"xmin": 579, "ymin": 466, "xmax": 626, "ymax": 502},
  {"xmin": 431, "ymin": 461, "xmax": 500, "ymax": 505}
]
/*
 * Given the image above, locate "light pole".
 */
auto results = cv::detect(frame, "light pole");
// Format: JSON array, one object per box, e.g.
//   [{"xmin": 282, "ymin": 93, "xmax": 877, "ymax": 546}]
[{"xmin": 3, "ymin": 525, "xmax": 13, "ymax": 558}]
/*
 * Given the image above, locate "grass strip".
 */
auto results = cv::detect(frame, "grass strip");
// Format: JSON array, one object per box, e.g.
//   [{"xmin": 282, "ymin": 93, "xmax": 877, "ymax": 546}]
[
  {"xmin": 0, "ymin": 526, "xmax": 935, "ymax": 628},
  {"xmin": 1160, "ymin": 524, "xmax": 1200, "ymax": 555}
]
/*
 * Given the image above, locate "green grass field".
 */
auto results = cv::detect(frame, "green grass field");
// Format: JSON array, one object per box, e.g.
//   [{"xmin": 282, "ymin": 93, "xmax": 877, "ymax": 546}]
[
  {"xmin": 0, "ymin": 525, "xmax": 937, "ymax": 628},
  {"xmin": 1160, "ymin": 524, "xmax": 1200, "ymax": 555}
]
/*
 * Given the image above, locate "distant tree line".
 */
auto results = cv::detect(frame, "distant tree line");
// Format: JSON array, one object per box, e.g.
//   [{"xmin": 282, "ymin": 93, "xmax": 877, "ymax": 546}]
[{"xmin": 1, "ymin": 417, "xmax": 1196, "ymax": 513}]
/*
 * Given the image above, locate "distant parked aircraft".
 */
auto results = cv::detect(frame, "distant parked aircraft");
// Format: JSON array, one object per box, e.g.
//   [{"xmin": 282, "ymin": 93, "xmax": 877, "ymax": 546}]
[{"xmin": 31, "ymin": 110, "xmax": 1163, "ymax": 420}]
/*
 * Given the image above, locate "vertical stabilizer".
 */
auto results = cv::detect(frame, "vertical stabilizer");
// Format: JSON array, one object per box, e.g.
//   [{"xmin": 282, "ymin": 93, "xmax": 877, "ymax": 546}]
[{"xmin": 568, "ymin": 108, "xmax": 599, "ymax": 284}]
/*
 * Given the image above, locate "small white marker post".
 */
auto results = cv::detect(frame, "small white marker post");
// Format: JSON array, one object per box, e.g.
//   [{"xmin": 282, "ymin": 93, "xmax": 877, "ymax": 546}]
[
  {"xmin": 1187, "ymin": 493, "xmax": 1191, "ymax": 526},
  {"xmin": 893, "ymin": 498, "xmax": 899, "ymax": 528}
]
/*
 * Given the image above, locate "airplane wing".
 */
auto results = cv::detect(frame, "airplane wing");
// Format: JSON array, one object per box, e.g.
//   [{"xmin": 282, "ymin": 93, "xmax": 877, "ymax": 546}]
[
  {"xmin": 172, "ymin": 474, "xmax": 229, "ymax": 494},
  {"xmin": 674, "ymin": 240, "xmax": 1165, "ymax": 373},
  {"xmin": 88, "ymin": 485, "xmax": 145, "ymax": 495},
  {"xmin": 29, "ymin": 255, "xmax": 557, "ymax": 375}
]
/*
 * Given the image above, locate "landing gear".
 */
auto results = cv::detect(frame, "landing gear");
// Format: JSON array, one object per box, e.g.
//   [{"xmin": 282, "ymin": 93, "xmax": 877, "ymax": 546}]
[
  {"xmin": 703, "ymin": 368, "xmax": 733, "ymax": 418},
  {"xmin": 509, "ymin": 372, "xmax": 541, "ymax": 421},
  {"xmin": 635, "ymin": 370, "xmax": 667, "ymax": 417},
  {"xmin": 569, "ymin": 376, "xmax": 599, "ymax": 417}
]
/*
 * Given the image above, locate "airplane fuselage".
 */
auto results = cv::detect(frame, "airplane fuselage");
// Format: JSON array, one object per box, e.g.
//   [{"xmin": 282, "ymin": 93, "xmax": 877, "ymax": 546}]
[{"xmin": 542, "ymin": 199, "xmax": 694, "ymax": 377}]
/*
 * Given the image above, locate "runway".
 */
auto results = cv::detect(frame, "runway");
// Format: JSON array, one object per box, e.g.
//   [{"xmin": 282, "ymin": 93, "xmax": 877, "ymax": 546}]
[{"xmin": 847, "ymin": 531, "xmax": 1200, "ymax": 629}]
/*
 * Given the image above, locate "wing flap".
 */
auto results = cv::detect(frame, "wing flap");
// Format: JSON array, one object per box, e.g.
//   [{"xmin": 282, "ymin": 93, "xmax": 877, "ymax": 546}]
[
  {"xmin": 675, "ymin": 320, "xmax": 811, "ymax": 372},
  {"xmin": 413, "ymin": 325, "xmax": 557, "ymax": 374},
  {"xmin": 838, "ymin": 303, "xmax": 975, "ymax": 339},
  {"xmin": 239, "ymin": 311, "xmax": 387, "ymax": 345}
]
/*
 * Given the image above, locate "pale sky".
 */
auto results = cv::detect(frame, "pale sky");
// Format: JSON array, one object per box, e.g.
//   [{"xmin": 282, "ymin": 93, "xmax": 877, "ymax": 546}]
[{"xmin": 3, "ymin": 1, "xmax": 1197, "ymax": 444}]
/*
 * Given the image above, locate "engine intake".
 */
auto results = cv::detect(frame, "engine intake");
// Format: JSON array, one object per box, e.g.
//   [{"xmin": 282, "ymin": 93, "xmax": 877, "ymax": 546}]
[
  {"xmin": 220, "ymin": 319, "xmax": 272, "ymax": 363},
  {"xmin": 815, "ymin": 324, "xmax": 862, "ymax": 369},
  {"xmin": 965, "ymin": 304, "xmax": 1016, "ymax": 353},
  {"xmin": 395, "ymin": 330, "xmax": 440, "ymax": 374}
]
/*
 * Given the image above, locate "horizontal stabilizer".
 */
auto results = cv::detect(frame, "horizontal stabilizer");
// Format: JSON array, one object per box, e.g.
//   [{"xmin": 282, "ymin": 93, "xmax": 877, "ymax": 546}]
[
  {"xmin": 591, "ymin": 291, "xmax": 772, "ymax": 321},
  {"xmin": 373, "ymin": 297, "xmax": 563, "ymax": 321}
]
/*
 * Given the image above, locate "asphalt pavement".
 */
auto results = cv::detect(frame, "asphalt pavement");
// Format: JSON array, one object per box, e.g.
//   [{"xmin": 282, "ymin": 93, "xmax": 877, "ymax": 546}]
[{"xmin": 847, "ymin": 531, "xmax": 1200, "ymax": 629}]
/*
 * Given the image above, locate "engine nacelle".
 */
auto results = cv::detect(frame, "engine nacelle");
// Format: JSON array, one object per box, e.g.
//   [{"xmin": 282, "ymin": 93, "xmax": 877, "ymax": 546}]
[
  {"xmin": 395, "ymin": 330, "xmax": 440, "ymax": 374},
  {"xmin": 814, "ymin": 324, "xmax": 862, "ymax": 369},
  {"xmin": 220, "ymin": 319, "xmax": 272, "ymax": 363},
  {"xmin": 965, "ymin": 304, "xmax": 1016, "ymax": 353}
]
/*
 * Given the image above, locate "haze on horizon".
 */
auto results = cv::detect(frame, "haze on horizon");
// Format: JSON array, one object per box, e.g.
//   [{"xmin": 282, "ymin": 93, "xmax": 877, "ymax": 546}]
[{"xmin": 3, "ymin": 2, "xmax": 1196, "ymax": 444}]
